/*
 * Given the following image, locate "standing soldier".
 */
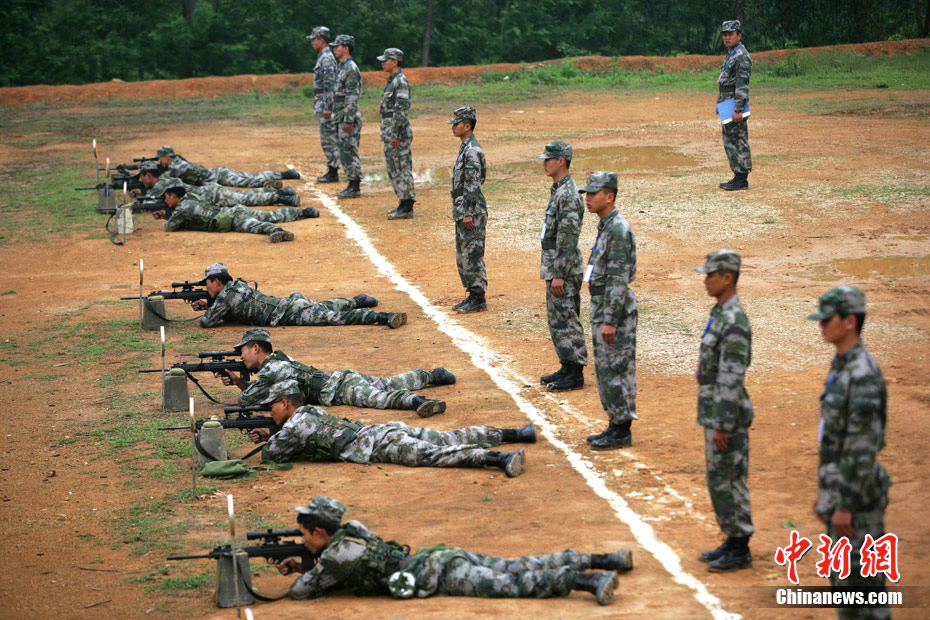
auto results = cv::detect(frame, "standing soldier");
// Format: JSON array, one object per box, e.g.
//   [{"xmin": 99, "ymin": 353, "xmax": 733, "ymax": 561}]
[
  {"xmin": 307, "ymin": 27, "xmax": 341, "ymax": 184},
  {"xmin": 331, "ymin": 34, "xmax": 363, "ymax": 199},
  {"xmin": 378, "ymin": 48, "xmax": 417, "ymax": 220},
  {"xmin": 717, "ymin": 19, "xmax": 752, "ymax": 191},
  {"xmin": 578, "ymin": 172, "xmax": 637, "ymax": 450},
  {"xmin": 448, "ymin": 106, "xmax": 487, "ymax": 313},
  {"xmin": 537, "ymin": 141, "xmax": 587, "ymax": 391},
  {"xmin": 808, "ymin": 287, "xmax": 892, "ymax": 620},
  {"xmin": 694, "ymin": 250, "xmax": 754, "ymax": 572}
]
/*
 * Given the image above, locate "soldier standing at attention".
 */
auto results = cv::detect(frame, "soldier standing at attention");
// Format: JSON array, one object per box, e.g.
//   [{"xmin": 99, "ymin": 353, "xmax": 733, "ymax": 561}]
[
  {"xmin": 306, "ymin": 27, "xmax": 341, "ymax": 184},
  {"xmin": 331, "ymin": 34, "xmax": 363, "ymax": 199},
  {"xmin": 536, "ymin": 141, "xmax": 587, "ymax": 392},
  {"xmin": 717, "ymin": 19, "xmax": 752, "ymax": 191},
  {"xmin": 694, "ymin": 250, "xmax": 754, "ymax": 572},
  {"xmin": 578, "ymin": 172, "xmax": 637, "ymax": 450},
  {"xmin": 809, "ymin": 287, "xmax": 892, "ymax": 620},
  {"xmin": 378, "ymin": 48, "xmax": 417, "ymax": 220},
  {"xmin": 448, "ymin": 106, "xmax": 488, "ymax": 313},
  {"xmin": 274, "ymin": 496, "xmax": 633, "ymax": 604}
]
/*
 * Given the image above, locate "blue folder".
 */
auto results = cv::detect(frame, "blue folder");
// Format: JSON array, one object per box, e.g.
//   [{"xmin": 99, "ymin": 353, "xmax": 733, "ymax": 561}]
[{"xmin": 717, "ymin": 98, "xmax": 751, "ymax": 125}]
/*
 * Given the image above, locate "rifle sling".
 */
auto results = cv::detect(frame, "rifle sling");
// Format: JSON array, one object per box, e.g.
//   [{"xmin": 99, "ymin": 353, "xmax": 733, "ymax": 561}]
[
  {"xmin": 194, "ymin": 436, "xmax": 223, "ymax": 462},
  {"xmin": 240, "ymin": 443, "xmax": 266, "ymax": 461},
  {"xmin": 142, "ymin": 297, "xmax": 202, "ymax": 323},
  {"xmin": 183, "ymin": 371, "xmax": 239, "ymax": 406},
  {"xmin": 237, "ymin": 570, "xmax": 290, "ymax": 602}
]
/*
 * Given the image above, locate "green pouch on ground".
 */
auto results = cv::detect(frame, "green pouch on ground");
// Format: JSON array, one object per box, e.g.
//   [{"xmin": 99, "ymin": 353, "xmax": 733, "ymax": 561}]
[
  {"xmin": 201, "ymin": 459, "xmax": 252, "ymax": 478},
  {"xmin": 208, "ymin": 210, "xmax": 233, "ymax": 232}
]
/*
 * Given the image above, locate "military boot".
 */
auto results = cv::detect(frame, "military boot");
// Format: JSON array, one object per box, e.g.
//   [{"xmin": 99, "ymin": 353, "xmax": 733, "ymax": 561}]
[
  {"xmin": 387, "ymin": 198, "xmax": 415, "ymax": 220},
  {"xmin": 300, "ymin": 206, "xmax": 320, "ymax": 219},
  {"xmin": 281, "ymin": 169, "xmax": 301, "ymax": 180},
  {"xmin": 485, "ymin": 450, "xmax": 525, "ymax": 477},
  {"xmin": 721, "ymin": 172, "xmax": 748, "ymax": 191},
  {"xmin": 376, "ymin": 312, "xmax": 407, "ymax": 329},
  {"xmin": 277, "ymin": 187, "xmax": 297, "ymax": 196},
  {"xmin": 352, "ymin": 294, "xmax": 379, "ymax": 308},
  {"xmin": 337, "ymin": 179, "xmax": 361, "ymax": 198},
  {"xmin": 317, "ymin": 166, "xmax": 339, "ymax": 183},
  {"xmin": 708, "ymin": 536, "xmax": 752, "ymax": 572},
  {"xmin": 269, "ymin": 227, "xmax": 295, "ymax": 243},
  {"xmin": 429, "ymin": 367, "xmax": 456, "ymax": 386},
  {"xmin": 719, "ymin": 174, "xmax": 737, "ymax": 189},
  {"xmin": 412, "ymin": 395, "xmax": 446, "ymax": 418},
  {"xmin": 456, "ymin": 293, "xmax": 487, "ymax": 314},
  {"xmin": 540, "ymin": 364, "xmax": 568, "ymax": 385},
  {"xmin": 501, "ymin": 422, "xmax": 536, "ymax": 444},
  {"xmin": 589, "ymin": 421, "xmax": 632, "ymax": 450},
  {"xmin": 590, "ymin": 550, "xmax": 634, "ymax": 573},
  {"xmin": 452, "ymin": 294, "xmax": 471, "ymax": 311},
  {"xmin": 700, "ymin": 537, "xmax": 734, "ymax": 563},
  {"xmin": 546, "ymin": 363, "xmax": 584, "ymax": 392},
  {"xmin": 276, "ymin": 191, "xmax": 300, "ymax": 207},
  {"xmin": 571, "ymin": 571, "xmax": 618, "ymax": 606}
]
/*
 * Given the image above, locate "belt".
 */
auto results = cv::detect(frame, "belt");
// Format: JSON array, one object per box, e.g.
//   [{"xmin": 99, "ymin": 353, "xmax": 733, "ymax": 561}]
[
  {"xmin": 718, "ymin": 85, "xmax": 736, "ymax": 93},
  {"xmin": 589, "ymin": 285, "xmax": 605, "ymax": 296},
  {"xmin": 381, "ymin": 111, "xmax": 393, "ymax": 118},
  {"xmin": 541, "ymin": 239, "xmax": 556, "ymax": 250},
  {"xmin": 308, "ymin": 371, "xmax": 325, "ymax": 405}
]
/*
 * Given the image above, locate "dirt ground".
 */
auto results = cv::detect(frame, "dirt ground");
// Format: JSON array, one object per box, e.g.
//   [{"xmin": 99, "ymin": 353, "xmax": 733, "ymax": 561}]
[{"xmin": 1, "ymin": 47, "xmax": 929, "ymax": 620}]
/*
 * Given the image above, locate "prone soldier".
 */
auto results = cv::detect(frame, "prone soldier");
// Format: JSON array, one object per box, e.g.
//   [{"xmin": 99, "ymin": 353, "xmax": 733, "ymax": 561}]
[
  {"xmin": 378, "ymin": 48, "xmax": 417, "ymax": 220},
  {"xmin": 306, "ymin": 27, "xmax": 341, "ymax": 183},
  {"xmin": 717, "ymin": 20, "xmax": 752, "ymax": 191},
  {"xmin": 331, "ymin": 34, "xmax": 363, "ymax": 198},
  {"xmin": 154, "ymin": 145, "xmax": 300, "ymax": 188},
  {"xmin": 578, "ymin": 172, "xmax": 637, "ymax": 450},
  {"xmin": 274, "ymin": 496, "xmax": 633, "ymax": 605},
  {"xmin": 134, "ymin": 161, "xmax": 300, "ymax": 208},
  {"xmin": 221, "ymin": 328, "xmax": 454, "ymax": 418},
  {"xmin": 189, "ymin": 263, "xmax": 406, "ymax": 329}
]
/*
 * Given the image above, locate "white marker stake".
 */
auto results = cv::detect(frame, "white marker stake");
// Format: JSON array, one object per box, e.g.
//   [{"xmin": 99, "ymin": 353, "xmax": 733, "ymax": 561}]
[
  {"xmin": 105, "ymin": 156, "xmax": 110, "ymax": 181},
  {"xmin": 138, "ymin": 259, "xmax": 144, "ymax": 331},
  {"xmin": 160, "ymin": 326, "xmax": 166, "ymax": 415},
  {"xmin": 190, "ymin": 398, "xmax": 197, "ymax": 499},
  {"xmin": 228, "ymin": 494, "xmax": 241, "ymax": 618},
  {"xmin": 244, "ymin": 609, "xmax": 253, "ymax": 620},
  {"xmin": 93, "ymin": 139, "xmax": 99, "ymax": 184}
]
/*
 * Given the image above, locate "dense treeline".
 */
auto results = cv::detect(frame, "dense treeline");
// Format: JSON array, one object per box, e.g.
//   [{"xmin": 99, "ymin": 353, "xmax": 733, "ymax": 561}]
[{"xmin": 1, "ymin": 0, "xmax": 927, "ymax": 87}]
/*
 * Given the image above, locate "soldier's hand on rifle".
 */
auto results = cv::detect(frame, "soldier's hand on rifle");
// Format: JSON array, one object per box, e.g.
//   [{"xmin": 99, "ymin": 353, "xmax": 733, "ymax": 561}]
[
  {"xmin": 249, "ymin": 428, "xmax": 271, "ymax": 443},
  {"xmin": 220, "ymin": 369, "xmax": 247, "ymax": 390},
  {"xmin": 152, "ymin": 210, "xmax": 167, "ymax": 220},
  {"xmin": 276, "ymin": 557, "xmax": 302, "ymax": 576},
  {"xmin": 129, "ymin": 188, "xmax": 141, "ymax": 198},
  {"xmin": 191, "ymin": 299, "xmax": 207, "ymax": 311},
  {"xmin": 600, "ymin": 324, "xmax": 617, "ymax": 345},
  {"xmin": 323, "ymin": 110, "xmax": 332, "ymax": 120}
]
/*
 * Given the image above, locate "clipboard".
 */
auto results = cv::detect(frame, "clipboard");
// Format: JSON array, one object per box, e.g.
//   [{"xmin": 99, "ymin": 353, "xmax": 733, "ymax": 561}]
[{"xmin": 717, "ymin": 98, "xmax": 751, "ymax": 125}]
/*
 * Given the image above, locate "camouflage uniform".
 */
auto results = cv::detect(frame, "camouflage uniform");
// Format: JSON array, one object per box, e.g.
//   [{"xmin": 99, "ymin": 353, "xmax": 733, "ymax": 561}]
[
  {"xmin": 312, "ymin": 40, "xmax": 340, "ymax": 170},
  {"xmin": 151, "ymin": 177, "xmax": 280, "ymax": 208},
  {"xmin": 717, "ymin": 23, "xmax": 752, "ymax": 175},
  {"xmin": 238, "ymin": 350, "xmax": 435, "ymax": 412},
  {"xmin": 261, "ymin": 405, "xmax": 504, "ymax": 468},
  {"xmin": 538, "ymin": 143, "xmax": 587, "ymax": 367},
  {"xmin": 200, "ymin": 279, "xmax": 378, "ymax": 328},
  {"xmin": 163, "ymin": 155, "xmax": 283, "ymax": 188},
  {"xmin": 695, "ymin": 251, "xmax": 754, "ymax": 538},
  {"xmin": 450, "ymin": 109, "xmax": 488, "ymax": 296},
  {"xmin": 289, "ymin": 520, "xmax": 598, "ymax": 600},
  {"xmin": 809, "ymin": 287, "xmax": 892, "ymax": 620},
  {"xmin": 380, "ymin": 60, "xmax": 415, "ymax": 201},
  {"xmin": 163, "ymin": 194, "xmax": 300, "ymax": 235},
  {"xmin": 584, "ymin": 196, "xmax": 637, "ymax": 426},
  {"xmin": 333, "ymin": 53, "xmax": 362, "ymax": 181}
]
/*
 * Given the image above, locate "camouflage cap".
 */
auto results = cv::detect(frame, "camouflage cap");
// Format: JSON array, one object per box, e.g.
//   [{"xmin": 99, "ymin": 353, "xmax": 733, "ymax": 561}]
[
  {"xmin": 447, "ymin": 106, "xmax": 477, "ymax": 125},
  {"xmin": 204, "ymin": 262, "xmax": 229, "ymax": 278},
  {"xmin": 294, "ymin": 496, "xmax": 346, "ymax": 524},
  {"xmin": 578, "ymin": 171, "xmax": 618, "ymax": 193},
  {"xmin": 807, "ymin": 286, "xmax": 866, "ymax": 321},
  {"xmin": 307, "ymin": 26, "xmax": 330, "ymax": 41},
  {"xmin": 535, "ymin": 141, "xmax": 573, "ymax": 160},
  {"xmin": 234, "ymin": 328, "xmax": 272, "ymax": 350},
  {"xmin": 331, "ymin": 34, "xmax": 355, "ymax": 48},
  {"xmin": 377, "ymin": 48, "xmax": 404, "ymax": 62},
  {"xmin": 694, "ymin": 249, "xmax": 741, "ymax": 274},
  {"xmin": 261, "ymin": 379, "xmax": 302, "ymax": 405},
  {"xmin": 156, "ymin": 145, "xmax": 175, "ymax": 157},
  {"xmin": 722, "ymin": 20, "xmax": 741, "ymax": 32},
  {"xmin": 139, "ymin": 160, "xmax": 161, "ymax": 175}
]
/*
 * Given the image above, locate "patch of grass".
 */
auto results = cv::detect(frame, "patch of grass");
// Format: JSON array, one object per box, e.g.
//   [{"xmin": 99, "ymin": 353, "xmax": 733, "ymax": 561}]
[
  {"xmin": 0, "ymin": 290, "xmax": 15, "ymax": 296},
  {"xmin": 156, "ymin": 571, "xmax": 213, "ymax": 593}
]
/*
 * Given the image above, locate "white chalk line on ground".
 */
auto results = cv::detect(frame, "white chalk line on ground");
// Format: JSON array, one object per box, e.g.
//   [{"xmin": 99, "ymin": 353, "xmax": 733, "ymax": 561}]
[{"xmin": 307, "ymin": 183, "xmax": 739, "ymax": 620}]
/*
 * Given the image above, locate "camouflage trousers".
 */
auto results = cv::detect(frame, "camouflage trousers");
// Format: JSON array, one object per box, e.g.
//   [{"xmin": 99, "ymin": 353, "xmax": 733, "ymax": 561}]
[
  {"xmin": 277, "ymin": 295, "xmax": 379, "ymax": 326},
  {"xmin": 319, "ymin": 368, "xmax": 432, "ymax": 410},
  {"xmin": 205, "ymin": 167, "xmax": 283, "ymax": 188},
  {"xmin": 351, "ymin": 422, "xmax": 503, "ymax": 468},
  {"xmin": 410, "ymin": 548, "xmax": 588, "ymax": 598},
  {"xmin": 704, "ymin": 427, "xmax": 754, "ymax": 537},
  {"xmin": 318, "ymin": 115, "xmax": 340, "ymax": 169},
  {"xmin": 721, "ymin": 120, "xmax": 752, "ymax": 174},
  {"xmin": 547, "ymin": 275, "xmax": 587, "ymax": 366},
  {"xmin": 337, "ymin": 118, "xmax": 362, "ymax": 181},
  {"xmin": 455, "ymin": 211, "xmax": 487, "ymax": 295},
  {"xmin": 383, "ymin": 139, "xmax": 415, "ymax": 200},
  {"xmin": 825, "ymin": 497, "xmax": 891, "ymax": 620},
  {"xmin": 228, "ymin": 206, "xmax": 300, "ymax": 235},
  {"xmin": 592, "ymin": 312, "xmax": 638, "ymax": 424},
  {"xmin": 196, "ymin": 184, "xmax": 280, "ymax": 208}
]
